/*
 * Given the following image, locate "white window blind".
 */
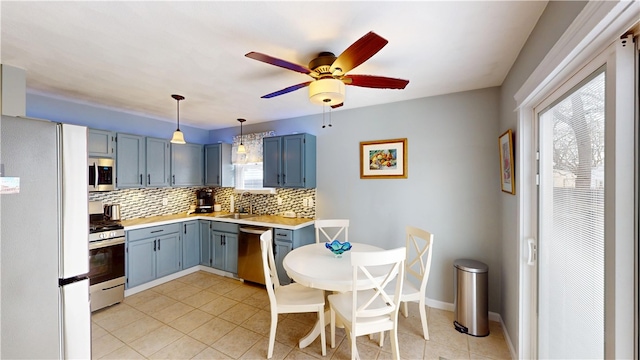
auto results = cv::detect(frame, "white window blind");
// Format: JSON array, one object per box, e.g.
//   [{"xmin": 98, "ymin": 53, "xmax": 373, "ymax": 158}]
[
  {"xmin": 538, "ymin": 69, "xmax": 605, "ymax": 359},
  {"xmin": 232, "ymin": 131, "xmax": 275, "ymax": 190}
]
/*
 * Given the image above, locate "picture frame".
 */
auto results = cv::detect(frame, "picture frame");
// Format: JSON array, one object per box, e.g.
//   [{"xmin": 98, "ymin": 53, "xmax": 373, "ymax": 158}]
[
  {"xmin": 360, "ymin": 138, "xmax": 408, "ymax": 179},
  {"xmin": 499, "ymin": 129, "xmax": 515, "ymax": 194}
]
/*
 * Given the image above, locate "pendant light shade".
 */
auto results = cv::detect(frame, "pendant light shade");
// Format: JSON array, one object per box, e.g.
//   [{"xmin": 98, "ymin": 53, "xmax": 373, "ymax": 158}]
[
  {"xmin": 170, "ymin": 94, "xmax": 186, "ymax": 144},
  {"xmin": 237, "ymin": 118, "xmax": 246, "ymax": 154}
]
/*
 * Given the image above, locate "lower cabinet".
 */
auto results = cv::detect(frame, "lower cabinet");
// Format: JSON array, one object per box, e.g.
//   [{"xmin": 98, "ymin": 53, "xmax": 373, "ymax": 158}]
[
  {"xmin": 182, "ymin": 221, "xmax": 200, "ymax": 269},
  {"xmin": 199, "ymin": 220, "xmax": 239, "ymax": 274},
  {"xmin": 126, "ymin": 223, "xmax": 182, "ymax": 288},
  {"xmin": 273, "ymin": 226, "xmax": 314, "ymax": 285}
]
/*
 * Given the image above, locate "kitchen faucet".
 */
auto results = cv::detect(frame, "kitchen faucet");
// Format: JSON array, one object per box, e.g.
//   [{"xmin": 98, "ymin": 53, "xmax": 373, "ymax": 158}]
[{"xmin": 237, "ymin": 191, "xmax": 253, "ymax": 214}]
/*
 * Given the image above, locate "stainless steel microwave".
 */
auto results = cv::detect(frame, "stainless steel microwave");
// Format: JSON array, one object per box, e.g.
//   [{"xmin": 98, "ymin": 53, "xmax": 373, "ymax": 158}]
[{"xmin": 88, "ymin": 157, "xmax": 115, "ymax": 191}]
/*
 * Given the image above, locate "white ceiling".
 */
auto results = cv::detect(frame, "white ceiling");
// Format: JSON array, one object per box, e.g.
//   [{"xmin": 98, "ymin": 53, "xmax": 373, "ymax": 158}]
[{"xmin": 1, "ymin": 1, "xmax": 547, "ymax": 130}]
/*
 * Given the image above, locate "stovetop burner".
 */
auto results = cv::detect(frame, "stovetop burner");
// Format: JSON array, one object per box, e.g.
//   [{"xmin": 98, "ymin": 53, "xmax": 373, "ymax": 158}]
[{"xmin": 89, "ymin": 214, "xmax": 124, "ymax": 234}]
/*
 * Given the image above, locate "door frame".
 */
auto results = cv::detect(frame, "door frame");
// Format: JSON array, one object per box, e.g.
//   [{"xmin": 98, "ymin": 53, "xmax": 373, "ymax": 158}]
[{"xmin": 514, "ymin": 1, "xmax": 639, "ymax": 358}]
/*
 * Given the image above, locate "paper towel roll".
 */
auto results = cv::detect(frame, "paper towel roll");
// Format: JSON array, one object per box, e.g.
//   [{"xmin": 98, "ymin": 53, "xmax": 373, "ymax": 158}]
[{"xmin": 230, "ymin": 195, "xmax": 234, "ymax": 212}]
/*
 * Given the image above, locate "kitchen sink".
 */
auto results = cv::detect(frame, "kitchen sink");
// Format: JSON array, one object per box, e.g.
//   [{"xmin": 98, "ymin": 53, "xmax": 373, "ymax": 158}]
[{"xmin": 217, "ymin": 213, "xmax": 258, "ymax": 220}]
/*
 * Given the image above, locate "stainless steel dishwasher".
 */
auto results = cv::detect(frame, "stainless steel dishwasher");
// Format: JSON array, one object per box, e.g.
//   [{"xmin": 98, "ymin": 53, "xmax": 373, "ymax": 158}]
[{"xmin": 237, "ymin": 226, "xmax": 272, "ymax": 285}]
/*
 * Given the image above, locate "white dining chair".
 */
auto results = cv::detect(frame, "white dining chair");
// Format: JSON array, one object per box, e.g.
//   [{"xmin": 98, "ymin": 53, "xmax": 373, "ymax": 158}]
[
  {"xmin": 314, "ymin": 219, "xmax": 349, "ymax": 243},
  {"xmin": 328, "ymin": 247, "xmax": 406, "ymax": 360},
  {"xmin": 383, "ymin": 226, "xmax": 434, "ymax": 341},
  {"xmin": 259, "ymin": 230, "xmax": 326, "ymax": 359}
]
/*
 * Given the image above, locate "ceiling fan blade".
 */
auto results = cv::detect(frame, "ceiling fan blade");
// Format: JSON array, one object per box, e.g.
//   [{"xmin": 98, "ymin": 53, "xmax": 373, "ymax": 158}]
[
  {"xmin": 330, "ymin": 32, "xmax": 388, "ymax": 75},
  {"xmin": 261, "ymin": 81, "xmax": 312, "ymax": 98},
  {"xmin": 331, "ymin": 102, "xmax": 344, "ymax": 109},
  {"xmin": 245, "ymin": 52, "xmax": 311, "ymax": 75},
  {"xmin": 343, "ymin": 75, "xmax": 409, "ymax": 89}
]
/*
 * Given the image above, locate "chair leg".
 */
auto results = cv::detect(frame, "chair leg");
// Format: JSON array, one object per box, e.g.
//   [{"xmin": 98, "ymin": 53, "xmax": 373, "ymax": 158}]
[
  {"xmin": 390, "ymin": 326, "xmax": 400, "ymax": 360},
  {"xmin": 318, "ymin": 307, "xmax": 326, "ymax": 356},
  {"xmin": 419, "ymin": 301, "xmax": 429, "ymax": 340},
  {"xmin": 400, "ymin": 301, "xmax": 409, "ymax": 318},
  {"xmin": 378, "ymin": 331, "xmax": 384, "ymax": 347},
  {"xmin": 330, "ymin": 308, "xmax": 336, "ymax": 349},
  {"xmin": 267, "ymin": 311, "xmax": 278, "ymax": 359},
  {"xmin": 350, "ymin": 331, "xmax": 358, "ymax": 360}
]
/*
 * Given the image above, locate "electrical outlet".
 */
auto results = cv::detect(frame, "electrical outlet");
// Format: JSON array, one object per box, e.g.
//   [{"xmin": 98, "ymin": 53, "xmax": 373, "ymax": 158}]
[
  {"xmin": 162, "ymin": 197, "xmax": 168, "ymax": 206},
  {"xmin": 303, "ymin": 198, "xmax": 308, "ymax": 207},
  {"xmin": 308, "ymin": 197, "xmax": 314, "ymax": 207},
  {"xmin": 277, "ymin": 196, "xmax": 282, "ymax": 205}
]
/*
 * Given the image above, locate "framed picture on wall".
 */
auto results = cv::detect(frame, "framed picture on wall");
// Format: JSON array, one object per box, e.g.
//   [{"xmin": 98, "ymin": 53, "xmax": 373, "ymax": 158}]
[
  {"xmin": 499, "ymin": 129, "xmax": 515, "ymax": 194},
  {"xmin": 360, "ymin": 138, "xmax": 408, "ymax": 179}
]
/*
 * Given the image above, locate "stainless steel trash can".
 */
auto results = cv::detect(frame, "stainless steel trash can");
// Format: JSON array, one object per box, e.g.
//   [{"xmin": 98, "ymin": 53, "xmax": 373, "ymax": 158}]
[{"xmin": 453, "ymin": 259, "xmax": 489, "ymax": 337}]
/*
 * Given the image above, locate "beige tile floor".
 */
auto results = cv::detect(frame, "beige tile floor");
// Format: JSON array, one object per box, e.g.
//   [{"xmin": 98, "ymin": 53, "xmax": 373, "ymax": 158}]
[{"xmin": 92, "ymin": 271, "xmax": 511, "ymax": 359}]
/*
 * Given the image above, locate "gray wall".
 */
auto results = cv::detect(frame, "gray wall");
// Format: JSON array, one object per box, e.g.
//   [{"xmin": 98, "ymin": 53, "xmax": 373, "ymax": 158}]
[
  {"xmin": 498, "ymin": 0, "xmax": 587, "ymax": 353},
  {"xmin": 214, "ymin": 87, "xmax": 503, "ymax": 311}
]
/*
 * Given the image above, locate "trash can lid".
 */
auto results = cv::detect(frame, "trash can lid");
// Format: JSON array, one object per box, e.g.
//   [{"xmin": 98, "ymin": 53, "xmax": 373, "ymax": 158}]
[{"xmin": 454, "ymin": 259, "xmax": 488, "ymax": 273}]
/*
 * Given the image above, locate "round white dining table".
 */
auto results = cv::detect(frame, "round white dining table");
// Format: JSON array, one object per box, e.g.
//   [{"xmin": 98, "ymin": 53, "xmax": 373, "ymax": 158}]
[{"xmin": 282, "ymin": 242, "xmax": 386, "ymax": 349}]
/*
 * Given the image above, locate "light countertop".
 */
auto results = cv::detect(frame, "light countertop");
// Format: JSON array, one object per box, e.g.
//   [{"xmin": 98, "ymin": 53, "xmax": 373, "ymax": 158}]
[{"xmin": 121, "ymin": 212, "xmax": 315, "ymax": 231}]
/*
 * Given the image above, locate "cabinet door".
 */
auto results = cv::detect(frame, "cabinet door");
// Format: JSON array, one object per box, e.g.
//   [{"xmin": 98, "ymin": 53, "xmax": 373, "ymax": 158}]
[
  {"xmin": 263, "ymin": 136, "xmax": 282, "ymax": 187},
  {"xmin": 204, "ymin": 144, "xmax": 222, "ymax": 187},
  {"xmin": 224, "ymin": 233, "xmax": 238, "ymax": 274},
  {"xmin": 182, "ymin": 221, "xmax": 200, "ymax": 269},
  {"xmin": 282, "ymin": 134, "xmax": 306, "ymax": 188},
  {"xmin": 212, "ymin": 231, "xmax": 225, "ymax": 270},
  {"xmin": 156, "ymin": 232, "xmax": 181, "ymax": 278},
  {"xmin": 146, "ymin": 137, "xmax": 170, "ymax": 187},
  {"xmin": 116, "ymin": 133, "xmax": 145, "ymax": 188},
  {"xmin": 88, "ymin": 129, "xmax": 115, "ymax": 158},
  {"xmin": 274, "ymin": 239, "xmax": 293, "ymax": 285},
  {"xmin": 127, "ymin": 238, "xmax": 156, "ymax": 288},
  {"xmin": 171, "ymin": 143, "xmax": 204, "ymax": 186},
  {"xmin": 199, "ymin": 221, "xmax": 212, "ymax": 266}
]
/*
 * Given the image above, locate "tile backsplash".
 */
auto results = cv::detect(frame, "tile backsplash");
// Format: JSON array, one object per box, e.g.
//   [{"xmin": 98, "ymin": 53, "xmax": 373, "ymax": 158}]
[{"xmin": 89, "ymin": 187, "xmax": 316, "ymax": 220}]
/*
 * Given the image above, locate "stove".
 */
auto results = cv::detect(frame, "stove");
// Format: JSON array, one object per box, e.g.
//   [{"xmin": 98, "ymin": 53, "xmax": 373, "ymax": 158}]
[
  {"xmin": 89, "ymin": 215, "xmax": 124, "ymax": 242},
  {"xmin": 88, "ymin": 212, "xmax": 125, "ymax": 311}
]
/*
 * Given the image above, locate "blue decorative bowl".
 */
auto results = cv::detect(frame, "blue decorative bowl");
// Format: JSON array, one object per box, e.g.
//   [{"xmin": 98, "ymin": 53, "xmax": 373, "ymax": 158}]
[{"xmin": 325, "ymin": 240, "xmax": 352, "ymax": 257}]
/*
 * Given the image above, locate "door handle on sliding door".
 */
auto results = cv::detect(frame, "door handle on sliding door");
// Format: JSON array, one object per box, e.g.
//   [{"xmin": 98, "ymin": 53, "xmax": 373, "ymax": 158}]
[{"xmin": 527, "ymin": 238, "xmax": 537, "ymax": 266}]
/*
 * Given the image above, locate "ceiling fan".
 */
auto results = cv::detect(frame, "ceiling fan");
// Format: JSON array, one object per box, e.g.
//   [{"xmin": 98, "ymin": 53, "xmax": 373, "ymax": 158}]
[{"xmin": 245, "ymin": 31, "xmax": 409, "ymax": 109}]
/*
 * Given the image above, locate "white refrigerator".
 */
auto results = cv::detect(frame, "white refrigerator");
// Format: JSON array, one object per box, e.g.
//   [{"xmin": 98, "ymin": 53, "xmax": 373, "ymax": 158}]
[{"xmin": 1, "ymin": 115, "xmax": 91, "ymax": 359}]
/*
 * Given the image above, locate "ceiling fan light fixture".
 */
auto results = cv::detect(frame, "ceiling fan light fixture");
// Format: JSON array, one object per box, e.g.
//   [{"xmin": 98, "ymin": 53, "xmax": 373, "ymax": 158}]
[
  {"xmin": 309, "ymin": 78, "xmax": 345, "ymax": 106},
  {"xmin": 170, "ymin": 94, "xmax": 186, "ymax": 144}
]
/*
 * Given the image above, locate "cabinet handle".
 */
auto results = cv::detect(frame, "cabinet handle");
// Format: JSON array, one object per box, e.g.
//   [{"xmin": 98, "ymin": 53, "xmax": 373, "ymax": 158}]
[
  {"xmin": 158, "ymin": 239, "xmax": 161, "ymax": 250},
  {"xmin": 282, "ymin": 173, "xmax": 286, "ymax": 184},
  {"xmin": 184, "ymin": 224, "xmax": 186, "ymax": 234},
  {"xmin": 277, "ymin": 174, "xmax": 280, "ymax": 185},
  {"xmin": 148, "ymin": 174, "xmax": 151, "ymax": 185},
  {"xmin": 140, "ymin": 174, "xmax": 143, "ymax": 185},
  {"xmin": 172, "ymin": 175, "xmax": 175, "ymax": 184},
  {"xmin": 153, "ymin": 240, "xmax": 156, "ymax": 251},
  {"xmin": 217, "ymin": 175, "xmax": 220, "ymax": 184},
  {"xmin": 151, "ymin": 230, "xmax": 163, "ymax": 233}
]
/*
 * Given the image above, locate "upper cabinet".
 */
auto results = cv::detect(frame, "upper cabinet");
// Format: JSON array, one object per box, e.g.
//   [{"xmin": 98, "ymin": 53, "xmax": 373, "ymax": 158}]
[
  {"xmin": 263, "ymin": 134, "xmax": 316, "ymax": 188},
  {"xmin": 171, "ymin": 143, "xmax": 204, "ymax": 186},
  {"xmin": 88, "ymin": 129, "xmax": 115, "ymax": 158},
  {"xmin": 205, "ymin": 143, "xmax": 234, "ymax": 187},
  {"xmin": 146, "ymin": 137, "xmax": 171, "ymax": 187},
  {"xmin": 116, "ymin": 133, "xmax": 170, "ymax": 189},
  {"xmin": 116, "ymin": 133, "xmax": 145, "ymax": 188}
]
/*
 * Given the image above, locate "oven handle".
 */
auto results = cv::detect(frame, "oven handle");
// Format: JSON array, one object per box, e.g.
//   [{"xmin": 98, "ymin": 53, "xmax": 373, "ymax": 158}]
[{"xmin": 89, "ymin": 237, "xmax": 125, "ymax": 250}]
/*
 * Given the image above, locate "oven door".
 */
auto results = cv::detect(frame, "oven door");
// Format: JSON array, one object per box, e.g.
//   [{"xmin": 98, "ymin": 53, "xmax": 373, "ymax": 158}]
[
  {"xmin": 89, "ymin": 238, "xmax": 125, "ymax": 285},
  {"xmin": 88, "ymin": 157, "xmax": 115, "ymax": 192}
]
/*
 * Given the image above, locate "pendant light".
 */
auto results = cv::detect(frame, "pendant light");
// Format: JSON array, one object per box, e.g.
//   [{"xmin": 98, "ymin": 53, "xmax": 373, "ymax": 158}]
[
  {"xmin": 237, "ymin": 118, "xmax": 246, "ymax": 154},
  {"xmin": 170, "ymin": 94, "xmax": 186, "ymax": 144}
]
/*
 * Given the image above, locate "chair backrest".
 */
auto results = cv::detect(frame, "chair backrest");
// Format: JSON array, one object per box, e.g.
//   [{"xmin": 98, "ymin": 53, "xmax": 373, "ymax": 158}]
[
  {"xmin": 314, "ymin": 219, "xmax": 350, "ymax": 243},
  {"xmin": 350, "ymin": 247, "xmax": 405, "ymax": 321},
  {"xmin": 405, "ymin": 226, "xmax": 434, "ymax": 293},
  {"xmin": 260, "ymin": 230, "xmax": 280, "ymax": 307}
]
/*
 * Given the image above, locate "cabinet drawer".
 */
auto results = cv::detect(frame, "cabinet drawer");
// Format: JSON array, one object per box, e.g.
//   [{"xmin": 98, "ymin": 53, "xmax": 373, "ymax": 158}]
[
  {"xmin": 211, "ymin": 221, "xmax": 238, "ymax": 233},
  {"xmin": 127, "ymin": 223, "xmax": 181, "ymax": 241},
  {"xmin": 274, "ymin": 228, "xmax": 292, "ymax": 242}
]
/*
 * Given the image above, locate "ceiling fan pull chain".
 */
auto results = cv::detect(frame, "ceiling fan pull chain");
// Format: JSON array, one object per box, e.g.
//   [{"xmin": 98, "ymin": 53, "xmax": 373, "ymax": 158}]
[
  {"xmin": 328, "ymin": 106, "xmax": 333, "ymax": 127},
  {"xmin": 322, "ymin": 103, "xmax": 326, "ymax": 128}
]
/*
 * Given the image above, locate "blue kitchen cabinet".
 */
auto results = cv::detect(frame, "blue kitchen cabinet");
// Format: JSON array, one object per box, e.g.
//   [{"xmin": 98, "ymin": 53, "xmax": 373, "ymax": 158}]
[
  {"xmin": 116, "ymin": 133, "xmax": 145, "ymax": 188},
  {"xmin": 126, "ymin": 223, "xmax": 182, "ymax": 288},
  {"xmin": 205, "ymin": 143, "xmax": 234, "ymax": 187},
  {"xmin": 146, "ymin": 137, "xmax": 171, "ymax": 187},
  {"xmin": 182, "ymin": 221, "xmax": 200, "ymax": 269},
  {"xmin": 88, "ymin": 129, "xmax": 115, "ymax": 158},
  {"xmin": 272, "ymin": 226, "xmax": 314, "ymax": 285},
  {"xmin": 263, "ymin": 133, "xmax": 316, "ymax": 188},
  {"xmin": 200, "ymin": 221, "xmax": 238, "ymax": 273},
  {"xmin": 171, "ymin": 143, "xmax": 204, "ymax": 186}
]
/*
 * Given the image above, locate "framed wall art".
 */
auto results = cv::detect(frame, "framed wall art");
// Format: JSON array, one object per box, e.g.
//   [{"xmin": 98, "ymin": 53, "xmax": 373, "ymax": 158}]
[
  {"xmin": 499, "ymin": 129, "xmax": 515, "ymax": 194},
  {"xmin": 360, "ymin": 138, "xmax": 407, "ymax": 179}
]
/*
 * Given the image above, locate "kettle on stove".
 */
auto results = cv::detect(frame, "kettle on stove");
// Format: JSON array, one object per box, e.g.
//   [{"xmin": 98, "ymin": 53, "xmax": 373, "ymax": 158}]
[{"xmin": 104, "ymin": 204, "xmax": 121, "ymax": 220}]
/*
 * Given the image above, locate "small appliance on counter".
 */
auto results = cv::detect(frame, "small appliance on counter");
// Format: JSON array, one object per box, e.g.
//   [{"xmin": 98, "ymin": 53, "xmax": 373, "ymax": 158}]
[
  {"xmin": 195, "ymin": 188, "xmax": 215, "ymax": 213},
  {"xmin": 104, "ymin": 203, "xmax": 121, "ymax": 220}
]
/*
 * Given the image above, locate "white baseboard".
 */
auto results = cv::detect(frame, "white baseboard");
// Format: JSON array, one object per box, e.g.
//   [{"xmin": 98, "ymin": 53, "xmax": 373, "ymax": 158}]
[{"xmin": 124, "ymin": 265, "xmax": 240, "ymax": 297}]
